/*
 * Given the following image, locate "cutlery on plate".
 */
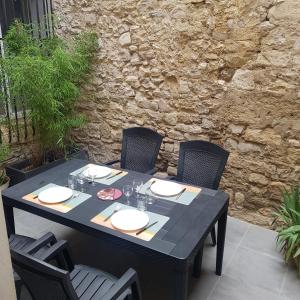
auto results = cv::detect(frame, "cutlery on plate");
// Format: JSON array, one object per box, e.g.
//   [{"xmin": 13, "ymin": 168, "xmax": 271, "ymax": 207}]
[
  {"xmin": 104, "ymin": 204, "xmax": 121, "ymax": 222},
  {"xmin": 106, "ymin": 171, "xmax": 123, "ymax": 180},
  {"xmin": 175, "ymin": 188, "xmax": 186, "ymax": 200},
  {"xmin": 33, "ymin": 194, "xmax": 38, "ymax": 199},
  {"xmin": 136, "ymin": 221, "xmax": 158, "ymax": 235},
  {"xmin": 146, "ymin": 180, "xmax": 156, "ymax": 191}
]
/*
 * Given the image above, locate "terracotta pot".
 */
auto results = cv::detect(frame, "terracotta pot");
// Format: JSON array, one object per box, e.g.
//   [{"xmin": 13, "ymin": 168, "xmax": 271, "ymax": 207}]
[{"xmin": 0, "ymin": 177, "xmax": 10, "ymax": 193}]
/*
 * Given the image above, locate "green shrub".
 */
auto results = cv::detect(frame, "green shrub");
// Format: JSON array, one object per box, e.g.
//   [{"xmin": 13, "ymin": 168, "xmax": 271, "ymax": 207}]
[
  {"xmin": 274, "ymin": 186, "xmax": 300, "ymax": 276},
  {"xmin": 0, "ymin": 21, "xmax": 98, "ymax": 163}
]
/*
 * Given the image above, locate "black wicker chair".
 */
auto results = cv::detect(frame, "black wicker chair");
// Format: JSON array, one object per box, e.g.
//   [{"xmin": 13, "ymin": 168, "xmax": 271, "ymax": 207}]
[
  {"xmin": 9, "ymin": 232, "xmax": 61, "ymax": 299},
  {"xmin": 173, "ymin": 140, "xmax": 229, "ymax": 276},
  {"xmin": 11, "ymin": 239, "xmax": 142, "ymax": 300},
  {"xmin": 105, "ymin": 127, "xmax": 163, "ymax": 175}
]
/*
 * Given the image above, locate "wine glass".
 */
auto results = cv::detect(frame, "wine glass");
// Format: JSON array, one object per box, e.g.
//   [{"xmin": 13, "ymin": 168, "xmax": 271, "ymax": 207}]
[
  {"xmin": 145, "ymin": 189, "xmax": 155, "ymax": 205},
  {"xmin": 122, "ymin": 185, "xmax": 133, "ymax": 205},
  {"xmin": 132, "ymin": 179, "xmax": 143, "ymax": 194}
]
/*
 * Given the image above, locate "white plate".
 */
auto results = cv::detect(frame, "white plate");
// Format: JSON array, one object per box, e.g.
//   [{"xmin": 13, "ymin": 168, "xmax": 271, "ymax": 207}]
[
  {"xmin": 38, "ymin": 186, "xmax": 73, "ymax": 204},
  {"xmin": 111, "ymin": 209, "xmax": 149, "ymax": 231},
  {"xmin": 83, "ymin": 165, "xmax": 111, "ymax": 179},
  {"xmin": 151, "ymin": 181, "xmax": 184, "ymax": 197}
]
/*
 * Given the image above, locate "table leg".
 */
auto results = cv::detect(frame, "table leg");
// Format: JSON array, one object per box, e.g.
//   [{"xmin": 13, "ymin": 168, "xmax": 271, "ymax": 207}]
[
  {"xmin": 174, "ymin": 269, "xmax": 188, "ymax": 300},
  {"xmin": 216, "ymin": 208, "xmax": 227, "ymax": 276},
  {"xmin": 192, "ymin": 246, "xmax": 203, "ymax": 278},
  {"xmin": 3, "ymin": 204, "xmax": 15, "ymax": 236}
]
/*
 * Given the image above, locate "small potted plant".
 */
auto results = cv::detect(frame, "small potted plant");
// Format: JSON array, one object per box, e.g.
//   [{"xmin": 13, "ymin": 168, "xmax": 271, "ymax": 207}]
[
  {"xmin": 0, "ymin": 144, "xmax": 10, "ymax": 192},
  {"xmin": 274, "ymin": 186, "xmax": 300, "ymax": 276},
  {"xmin": 1, "ymin": 21, "xmax": 97, "ymax": 185}
]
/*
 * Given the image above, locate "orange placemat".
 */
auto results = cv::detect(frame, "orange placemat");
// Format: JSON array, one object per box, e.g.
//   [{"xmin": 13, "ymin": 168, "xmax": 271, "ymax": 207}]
[
  {"xmin": 91, "ymin": 203, "xmax": 169, "ymax": 241},
  {"xmin": 22, "ymin": 183, "xmax": 91, "ymax": 213}
]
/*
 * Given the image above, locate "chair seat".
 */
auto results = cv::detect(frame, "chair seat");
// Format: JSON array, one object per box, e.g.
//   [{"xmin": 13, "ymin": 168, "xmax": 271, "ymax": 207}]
[{"xmin": 71, "ymin": 265, "xmax": 130, "ymax": 300}]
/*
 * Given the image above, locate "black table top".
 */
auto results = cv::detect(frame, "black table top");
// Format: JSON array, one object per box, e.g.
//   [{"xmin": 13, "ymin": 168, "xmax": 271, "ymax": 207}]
[{"xmin": 2, "ymin": 159, "xmax": 229, "ymax": 262}]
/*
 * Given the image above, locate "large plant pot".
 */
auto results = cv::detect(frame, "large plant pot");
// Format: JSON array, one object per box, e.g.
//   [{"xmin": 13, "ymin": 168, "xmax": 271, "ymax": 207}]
[
  {"xmin": 6, "ymin": 158, "xmax": 65, "ymax": 187},
  {"xmin": 6, "ymin": 149, "xmax": 88, "ymax": 187}
]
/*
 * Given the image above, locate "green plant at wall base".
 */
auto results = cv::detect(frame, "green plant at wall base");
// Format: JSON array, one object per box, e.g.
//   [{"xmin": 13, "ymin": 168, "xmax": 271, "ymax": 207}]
[
  {"xmin": 0, "ymin": 21, "xmax": 98, "ymax": 164},
  {"xmin": 0, "ymin": 144, "xmax": 10, "ymax": 185},
  {"xmin": 274, "ymin": 186, "xmax": 300, "ymax": 276}
]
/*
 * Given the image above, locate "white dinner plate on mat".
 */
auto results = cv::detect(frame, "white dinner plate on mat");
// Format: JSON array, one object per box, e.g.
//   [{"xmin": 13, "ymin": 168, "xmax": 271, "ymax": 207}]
[
  {"xmin": 38, "ymin": 186, "xmax": 73, "ymax": 204},
  {"xmin": 111, "ymin": 209, "xmax": 149, "ymax": 232},
  {"xmin": 150, "ymin": 181, "xmax": 184, "ymax": 197},
  {"xmin": 83, "ymin": 165, "xmax": 111, "ymax": 179}
]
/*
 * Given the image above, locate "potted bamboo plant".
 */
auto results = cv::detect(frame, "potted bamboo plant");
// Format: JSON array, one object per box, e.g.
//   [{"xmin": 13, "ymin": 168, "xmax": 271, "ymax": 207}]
[
  {"xmin": 0, "ymin": 144, "xmax": 10, "ymax": 192},
  {"xmin": 1, "ymin": 21, "xmax": 97, "ymax": 186},
  {"xmin": 274, "ymin": 186, "xmax": 300, "ymax": 276}
]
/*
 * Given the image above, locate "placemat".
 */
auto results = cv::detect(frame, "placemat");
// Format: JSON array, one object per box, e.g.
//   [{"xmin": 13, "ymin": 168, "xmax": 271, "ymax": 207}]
[
  {"xmin": 22, "ymin": 183, "xmax": 91, "ymax": 213},
  {"xmin": 139, "ymin": 178, "xmax": 201, "ymax": 205},
  {"xmin": 91, "ymin": 202, "xmax": 169, "ymax": 241},
  {"xmin": 70, "ymin": 164, "xmax": 128, "ymax": 185}
]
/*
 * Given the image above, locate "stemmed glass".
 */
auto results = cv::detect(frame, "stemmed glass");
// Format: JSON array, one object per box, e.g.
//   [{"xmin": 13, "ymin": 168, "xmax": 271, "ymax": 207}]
[
  {"xmin": 145, "ymin": 189, "xmax": 155, "ymax": 205},
  {"xmin": 132, "ymin": 179, "xmax": 143, "ymax": 194},
  {"xmin": 122, "ymin": 185, "xmax": 133, "ymax": 205}
]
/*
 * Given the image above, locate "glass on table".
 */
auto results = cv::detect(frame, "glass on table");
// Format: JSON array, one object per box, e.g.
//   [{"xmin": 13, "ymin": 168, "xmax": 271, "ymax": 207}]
[
  {"xmin": 132, "ymin": 179, "xmax": 144, "ymax": 194},
  {"xmin": 77, "ymin": 173, "xmax": 87, "ymax": 192},
  {"xmin": 87, "ymin": 168, "xmax": 97, "ymax": 186},
  {"xmin": 145, "ymin": 189, "xmax": 155, "ymax": 205},
  {"xmin": 137, "ymin": 194, "xmax": 147, "ymax": 211},
  {"xmin": 122, "ymin": 185, "xmax": 133, "ymax": 205},
  {"xmin": 68, "ymin": 175, "xmax": 77, "ymax": 191}
]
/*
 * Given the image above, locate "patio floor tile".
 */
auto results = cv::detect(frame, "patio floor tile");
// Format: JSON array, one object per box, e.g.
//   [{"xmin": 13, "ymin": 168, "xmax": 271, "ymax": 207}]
[
  {"xmin": 224, "ymin": 246, "xmax": 287, "ymax": 293},
  {"xmin": 208, "ymin": 274, "xmax": 286, "ymax": 300},
  {"xmin": 240, "ymin": 223, "xmax": 282, "ymax": 260}
]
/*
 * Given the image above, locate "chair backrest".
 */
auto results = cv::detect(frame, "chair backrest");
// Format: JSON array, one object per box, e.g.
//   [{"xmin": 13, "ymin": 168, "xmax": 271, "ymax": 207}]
[
  {"xmin": 177, "ymin": 140, "xmax": 229, "ymax": 190},
  {"xmin": 11, "ymin": 249, "xmax": 78, "ymax": 300},
  {"xmin": 121, "ymin": 127, "xmax": 163, "ymax": 173}
]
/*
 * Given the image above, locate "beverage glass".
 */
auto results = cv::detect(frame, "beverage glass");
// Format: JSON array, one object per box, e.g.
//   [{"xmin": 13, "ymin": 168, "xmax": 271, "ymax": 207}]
[
  {"xmin": 123, "ymin": 185, "xmax": 133, "ymax": 205},
  {"xmin": 68, "ymin": 175, "xmax": 77, "ymax": 191},
  {"xmin": 145, "ymin": 189, "xmax": 155, "ymax": 205},
  {"xmin": 77, "ymin": 173, "xmax": 86, "ymax": 192},
  {"xmin": 137, "ymin": 194, "xmax": 147, "ymax": 211},
  {"xmin": 133, "ymin": 179, "xmax": 143, "ymax": 194}
]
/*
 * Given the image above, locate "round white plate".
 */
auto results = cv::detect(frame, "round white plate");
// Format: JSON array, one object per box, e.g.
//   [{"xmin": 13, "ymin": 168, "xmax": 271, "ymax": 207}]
[
  {"xmin": 38, "ymin": 186, "xmax": 73, "ymax": 204},
  {"xmin": 83, "ymin": 166, "xmax": 111, "ymax": 179},
  {"xmin": 111, "ymin": 209, "xmax": 149, "ymax": 232},
  {"xmin": 151, "ymin": 181, "xmax": 184, "ymax": 197}
]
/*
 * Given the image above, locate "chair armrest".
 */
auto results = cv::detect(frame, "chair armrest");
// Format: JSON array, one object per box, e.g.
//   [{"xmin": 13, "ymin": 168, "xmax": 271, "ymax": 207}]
[
  {"xmin": 24, "ymin": 232, "xmax": 57, "ymax": 255},
  {"xmin": 36, "ymin": 240, "xmax": 74, "ymax": 271},
  {"xmin": 104, "ymin": 159, "xmax": 120, "ymax": 166},
  {"xmin": 145, "ymin": 167, "xmax": 157, "ymax": 175},
  {"xmin": 102, "ymin": 268, "xmax": 142, "ymax": 300}
]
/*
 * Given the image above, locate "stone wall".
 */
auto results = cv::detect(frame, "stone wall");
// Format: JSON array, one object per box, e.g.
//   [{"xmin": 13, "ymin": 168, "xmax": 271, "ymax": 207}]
[{"xmin": 53, "ymin": 0, "xmax": 300, "ymax": 227}]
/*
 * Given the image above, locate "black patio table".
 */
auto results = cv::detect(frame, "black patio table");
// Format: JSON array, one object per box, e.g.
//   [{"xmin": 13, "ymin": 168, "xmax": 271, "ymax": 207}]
[{"xmin": 2, "ymin": 159, "xmax": 228, "ymax": 300}]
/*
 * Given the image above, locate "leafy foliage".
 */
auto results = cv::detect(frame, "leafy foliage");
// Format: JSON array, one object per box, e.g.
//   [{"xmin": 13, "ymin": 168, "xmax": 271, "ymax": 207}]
[
  {"xmin": 274, "ymin": 186, "xmax": 300, "ymax": 276},
  {"xmin": 0, "ymin": 144, "xmax": 10, "ymax": 185},
  {"xmin": 0, "ymin": 21, "xmax": 97, "ymax": 162}
]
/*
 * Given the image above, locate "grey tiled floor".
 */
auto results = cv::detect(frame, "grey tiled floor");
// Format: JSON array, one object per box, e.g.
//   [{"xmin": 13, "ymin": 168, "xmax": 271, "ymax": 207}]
[{"xmin": 14, "ymin": 209, "xmax": 299, "ymax": 300}]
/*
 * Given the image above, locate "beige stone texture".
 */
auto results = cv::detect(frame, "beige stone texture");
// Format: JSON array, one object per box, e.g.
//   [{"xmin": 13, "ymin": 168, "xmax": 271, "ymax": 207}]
[{"xmin": 53, "ymin": 0, "xmax": 300, "ymax": 227}]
